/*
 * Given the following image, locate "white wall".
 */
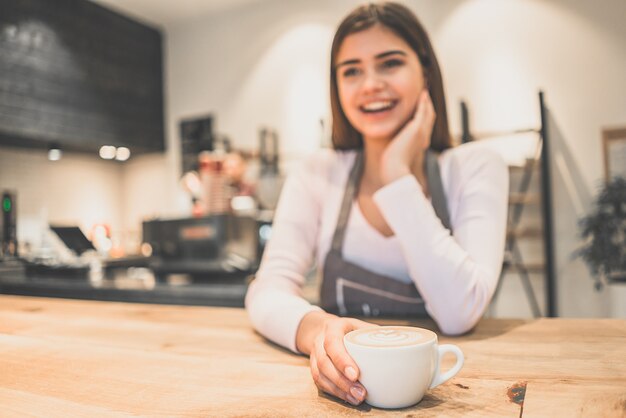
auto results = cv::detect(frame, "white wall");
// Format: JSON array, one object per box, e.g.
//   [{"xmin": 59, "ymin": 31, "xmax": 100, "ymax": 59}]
[
  {"xmin": 0, "ymin": 146, "xmax": 124, "ymax": 251},
  {"xmin": 119, "ymin": 152, "xmax": 170, "ymax": 248},
  {"xmin": 0, "ymin": 147, "xmax": 173, "ymax": 255},
  {"xmin": 437, "ymin": 0, "xmax": 626, "ymax": 185},
  {"xmin": 153, "ymin": 0, "xmax": 625, "ymax": 317}
]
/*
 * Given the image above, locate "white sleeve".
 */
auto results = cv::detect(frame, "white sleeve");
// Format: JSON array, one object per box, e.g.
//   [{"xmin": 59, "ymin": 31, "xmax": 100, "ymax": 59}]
[
  {"xmin": 244, "ymin": 155, "xmax": 327, "ymax": 353},
  {"xmin": 372, "ymin": 148, "xmax": 509, "ymax": 335}
]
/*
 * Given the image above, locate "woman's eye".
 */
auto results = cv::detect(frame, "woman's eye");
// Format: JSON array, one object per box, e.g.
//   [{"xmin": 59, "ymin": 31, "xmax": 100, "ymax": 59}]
[
  {"xmin": 381, "ymin": 59, "xmax": 404, "ymax": 69},
  {"xmin": 342, "ymin": 67, "xmax": 361, "ymax": 78}
]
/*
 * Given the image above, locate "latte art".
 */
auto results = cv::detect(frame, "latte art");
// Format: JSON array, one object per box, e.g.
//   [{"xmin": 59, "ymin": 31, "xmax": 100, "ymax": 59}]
[
  {"xmin": 346, "ymin": 326, "xmax": 436, "ymax": 348},
  {"xmin": 370, "ymin": 329, "xmax": 412, "ymax": 343}
]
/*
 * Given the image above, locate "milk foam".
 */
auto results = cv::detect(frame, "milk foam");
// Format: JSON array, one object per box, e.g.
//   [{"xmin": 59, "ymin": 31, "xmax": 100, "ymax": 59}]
[{"xmin": 347, "ymin": 327, "xmax": 434, "ymax": 347}]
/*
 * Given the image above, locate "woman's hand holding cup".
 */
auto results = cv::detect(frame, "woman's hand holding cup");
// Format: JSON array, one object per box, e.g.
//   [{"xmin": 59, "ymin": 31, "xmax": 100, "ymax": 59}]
[{"xmin": 298, "ymin": 312, "xmax": 376, "ymax": 406}]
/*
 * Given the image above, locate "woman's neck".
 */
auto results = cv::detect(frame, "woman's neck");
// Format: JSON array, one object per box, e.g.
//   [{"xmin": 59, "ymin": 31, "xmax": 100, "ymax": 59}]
[
  {"xmin": 361, "ymin": 140, "xmax": 387, "ymax": 191},
  {"xmin": 361, "ymin": 139, "xmax": 428, "ymax": 193}
]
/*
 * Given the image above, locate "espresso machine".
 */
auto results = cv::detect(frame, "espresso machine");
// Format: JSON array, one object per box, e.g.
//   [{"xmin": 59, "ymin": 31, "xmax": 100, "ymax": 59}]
[
  {"xmin": 0, "ymin": 190, "xmax": 27, "ymax": 278},
  {"xmin": 1, "ymin": 191, "xmax": 18, "ymax": 259},
  {"xmin": 142, "ymin": 215, "xmax": 257, "ymax": 283}
]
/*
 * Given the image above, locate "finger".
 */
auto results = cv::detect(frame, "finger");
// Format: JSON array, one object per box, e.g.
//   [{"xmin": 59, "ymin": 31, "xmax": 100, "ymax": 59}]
[
  {"xmin": 411, "ymin": 90, "xmax": 430, "ymax": 129},
  {"xmin": 425, "ymin": 91, "xmax": 436, "ymax": 123},
  {"xmin": 418, "ymin": 92, "xmax": 436, "ymax": 147},
  {"xmin": 413, "ymin": 90, "xmax": 428, "ymax": 117},
  {"xmin": 421, "ymin": 90, "xmax": 434, "ymax": 122},
  {"xmin": 324, "ymin": 319, "xmax": 374, "ymax": 383},
  {"xmin": 323, "ymin": 322, "xmax": 360, "ymax": 382},
  {"xmin": 311, "ymin": 351, "xmax": 360, "ymax": 405},
  {"xmin": 401, "ymin": 90, "xmax": 427, "ymax": 131},
  {"xmin": 317, "ymin": 340, "xmax": 366, "ymax": 402},
  {"xmin": 317, "ymin": 337, "xmax": 353, "ymax": 392}
]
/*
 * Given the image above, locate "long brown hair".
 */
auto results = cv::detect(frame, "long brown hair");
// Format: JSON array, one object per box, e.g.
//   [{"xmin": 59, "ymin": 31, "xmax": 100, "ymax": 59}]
[{"xmin": 330, "ymin": 2, "xmax": 451, "ymax": 152}]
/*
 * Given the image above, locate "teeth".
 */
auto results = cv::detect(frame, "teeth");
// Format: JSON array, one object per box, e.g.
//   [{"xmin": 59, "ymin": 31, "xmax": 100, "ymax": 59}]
[{"xmin": 362, "ymin": 101, "xmax": 393, "ymax": 112}]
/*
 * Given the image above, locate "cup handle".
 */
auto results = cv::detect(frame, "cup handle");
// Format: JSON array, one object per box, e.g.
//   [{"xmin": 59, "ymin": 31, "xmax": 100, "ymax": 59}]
[{"xmin": 429, "ymin": 344, "xmax": 464, "ymax": 389}]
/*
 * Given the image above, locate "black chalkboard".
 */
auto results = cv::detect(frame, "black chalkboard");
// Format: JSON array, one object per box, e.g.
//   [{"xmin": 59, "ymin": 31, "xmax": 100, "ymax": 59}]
[{"xmin": 0, "ymin": 0, "xmax": 164, "ymax": 154}]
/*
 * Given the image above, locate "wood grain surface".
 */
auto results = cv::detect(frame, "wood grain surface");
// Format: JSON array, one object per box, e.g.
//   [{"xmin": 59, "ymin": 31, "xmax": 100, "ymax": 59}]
[{"xmin": 0, "ymin": 295, "xmax": 625, "ymax": 417}]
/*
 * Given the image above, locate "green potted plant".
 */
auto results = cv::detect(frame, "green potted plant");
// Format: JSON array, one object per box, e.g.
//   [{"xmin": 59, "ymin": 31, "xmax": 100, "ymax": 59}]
[{"xmin": 576, "ymin": 176, "xmax": 626, "ymax": 294}]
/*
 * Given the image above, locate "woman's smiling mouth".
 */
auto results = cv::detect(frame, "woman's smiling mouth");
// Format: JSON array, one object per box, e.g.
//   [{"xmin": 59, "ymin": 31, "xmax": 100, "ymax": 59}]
[{"xmin": 359, "ymin": 100, "xmax": 398, "ymax": 114}]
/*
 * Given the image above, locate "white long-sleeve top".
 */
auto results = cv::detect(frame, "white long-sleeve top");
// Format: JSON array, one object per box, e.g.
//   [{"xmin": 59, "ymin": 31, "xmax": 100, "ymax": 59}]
[{"xmin": 245, "ymin": 142, "xmax": 509, "ymax": 353}]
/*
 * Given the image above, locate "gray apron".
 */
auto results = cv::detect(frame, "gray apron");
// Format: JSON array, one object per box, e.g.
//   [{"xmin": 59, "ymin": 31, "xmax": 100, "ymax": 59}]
[{"xmin": 319, "ymin": 150, "xmax": 451, "ymax": 318}]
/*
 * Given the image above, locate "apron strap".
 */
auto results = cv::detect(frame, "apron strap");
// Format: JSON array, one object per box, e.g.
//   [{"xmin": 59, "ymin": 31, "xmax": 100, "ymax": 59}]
[
  {"xmin": 331, "ymin": 152, "xmax": 364, "ymax": 253},
  {"xmin": 425, "ymin": 149, "xmax": 452, "ymax": 231},
  {"xmin": 330, "ymin": 149, "xmax": 451, "ymax": 255}
]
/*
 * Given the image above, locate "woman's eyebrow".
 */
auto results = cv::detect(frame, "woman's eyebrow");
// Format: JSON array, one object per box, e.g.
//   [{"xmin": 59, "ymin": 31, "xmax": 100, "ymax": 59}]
[
  {"xmin": 375, "ymin": 50, "xmax": 407, "ymax": 59},
  {"xmin": 336, "ymin": 50, "xmax": 407, "ymax": 69},
  {"xmin": 335, "ymin": 58, "xmax": 360, "ymax": 69}
]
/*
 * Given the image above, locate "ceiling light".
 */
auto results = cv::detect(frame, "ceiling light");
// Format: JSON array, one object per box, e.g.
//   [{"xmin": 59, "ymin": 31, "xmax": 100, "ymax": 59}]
[
  {"xmin": 115, "ymin": 147, "xmax": 131, "ymax": 161},
  {"xmin": 99, "ymin": 145, "xmax": 116, "ymax": 159},
  {"xmin": 48, "ymin": 142, "xmax": 62, "ymax": 161}
]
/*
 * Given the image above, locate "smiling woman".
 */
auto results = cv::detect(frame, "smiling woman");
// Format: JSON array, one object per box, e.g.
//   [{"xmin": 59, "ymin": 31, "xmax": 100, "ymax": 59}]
[
  {"xmin": 329, "ymin": 4, "xmax": 451, "ymax": 153},
  {"xmin": 335, "ymin": 26, "xmax": 426, "ymax": 145},
  {"xmin": 245, "ymin": 2, "xmax": 509, "ymax": 408}
]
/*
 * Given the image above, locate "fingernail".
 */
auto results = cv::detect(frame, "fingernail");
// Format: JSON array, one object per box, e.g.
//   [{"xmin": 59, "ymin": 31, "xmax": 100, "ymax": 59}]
[
  {"xmin": 350, "ymin": 385, "xmax": 365, "ymax": 400},
  {"xmin": 346, "ymin": 394, "xmax": 360, "ymax": 406},
  {"xmin": 345, "ymin": 366, "xmax": 357, "ymax": 381}
]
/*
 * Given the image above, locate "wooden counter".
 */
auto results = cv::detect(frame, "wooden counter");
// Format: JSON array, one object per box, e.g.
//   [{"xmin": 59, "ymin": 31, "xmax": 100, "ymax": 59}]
[{"xmin": 1, "ymin": 295, "xmax": 625, "ymax": 417}]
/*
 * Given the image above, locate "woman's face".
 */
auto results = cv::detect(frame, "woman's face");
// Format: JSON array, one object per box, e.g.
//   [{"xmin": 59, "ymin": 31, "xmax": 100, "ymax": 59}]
[{"xmin": 336, "ymin": 24, "xmax": 425, "ymax": 143}]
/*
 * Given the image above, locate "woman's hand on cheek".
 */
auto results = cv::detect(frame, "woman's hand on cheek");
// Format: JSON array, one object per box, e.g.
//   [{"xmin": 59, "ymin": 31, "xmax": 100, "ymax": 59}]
[
  {"xmin": 381, "ymin": 90, "xmax": 436, "ymax": 185},
  {"xmin": 309, "ymin": 317, "xmax": 376, "ymax": 406}
]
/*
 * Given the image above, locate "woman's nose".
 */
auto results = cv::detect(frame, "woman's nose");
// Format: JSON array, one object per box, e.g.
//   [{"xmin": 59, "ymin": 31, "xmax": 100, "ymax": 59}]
[{"xmin": 361, "ymin": 70, "xmax": 385, "ymax": 93}]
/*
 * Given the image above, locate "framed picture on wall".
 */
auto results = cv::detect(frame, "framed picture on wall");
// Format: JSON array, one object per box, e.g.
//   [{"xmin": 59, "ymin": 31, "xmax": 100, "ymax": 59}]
[{"xmin": 602, "ymin": 127, "xmax": 626, "ymax": 181}]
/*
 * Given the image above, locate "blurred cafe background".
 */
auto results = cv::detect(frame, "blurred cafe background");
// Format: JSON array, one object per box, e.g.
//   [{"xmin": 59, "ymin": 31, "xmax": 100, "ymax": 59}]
[{"xmin": 0, "ymin": 0, "xmax": 625, "ymax": 318}]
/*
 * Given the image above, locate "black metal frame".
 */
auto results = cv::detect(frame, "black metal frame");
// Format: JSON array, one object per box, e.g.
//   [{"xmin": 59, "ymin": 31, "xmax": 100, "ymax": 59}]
[
  {"xmin": 460, "ymin": 91, "xmax": 557, "ymax": 317},
  {"xmin": 538, "ymin": 92, "xmax": 557, "ymax": 317}
]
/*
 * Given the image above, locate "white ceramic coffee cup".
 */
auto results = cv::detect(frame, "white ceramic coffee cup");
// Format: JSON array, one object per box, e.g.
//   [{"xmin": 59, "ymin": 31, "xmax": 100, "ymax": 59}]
[{"xmin": 344, "ymin": 326, "xmax": 464, "ymax": 409}]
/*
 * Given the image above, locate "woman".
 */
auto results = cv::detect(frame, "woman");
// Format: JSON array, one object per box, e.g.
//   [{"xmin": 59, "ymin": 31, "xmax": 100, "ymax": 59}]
[{"xmin": 246, "ymin": 2, "xmax": 508, "ymax": 406}]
